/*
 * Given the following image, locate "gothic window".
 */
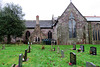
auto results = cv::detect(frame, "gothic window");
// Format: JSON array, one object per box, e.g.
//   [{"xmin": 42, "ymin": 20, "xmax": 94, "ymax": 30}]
[
  {"xmin": 93, "ymin": 24, "xmax": 100, "ymax": 41},
  {"xmin": 69, "ymin": 13, "xmax": 76, "ymax": 38},
  {"xmin": 25, "ymin": 31, "xmax": 30, "ymax": 40},
  {"xmin": 35, "ymin": 37, "xmax": 40, "ymax": 42},
  {"xmin": 48, "ymin": 31, "xmax": 52, "ymax": 39}
]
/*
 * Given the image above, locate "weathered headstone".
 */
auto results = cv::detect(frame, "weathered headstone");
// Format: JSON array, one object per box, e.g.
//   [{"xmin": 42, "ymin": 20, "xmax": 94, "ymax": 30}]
[
  {"xmin": 80, "ymin": 45, "xmax": 84, "ymax": 52},
  {"xmin": 19, "ymin": 53, "xmax": 23, "ymax": 67},
  {"xmin": 61, "ymin": 50, "xmax": 64, "ymax": 58},
  {"xmin": 90, "ymin": 47, "xmax": 97, "ymax": 55},
  {"xmin": 86, "ymin": 62, "xmax": 96, "ymax": 67},
  {"xmin": 73, "ymin": 43, "xmax": 76, "ymax": 50},
  {"xmin": 57, "ymin": 46, "xmax": 60, "ymax": 54},
  {"xmin": 2, "ymin": 44, "xmax": 5, "ymax": 50},
  {"xmin": 70, "ymin": 52, "xmax": 76, "ymax": 65},
  {"xmin": 24, "ymin": 49, "xmax": 27, "ymax": 61}
]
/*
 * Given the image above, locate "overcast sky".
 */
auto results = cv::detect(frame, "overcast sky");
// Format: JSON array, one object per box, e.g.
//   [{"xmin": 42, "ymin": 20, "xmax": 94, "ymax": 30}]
[{"xmin": 1, "ymin": 0, "xmax": 100, "ymax": 20}]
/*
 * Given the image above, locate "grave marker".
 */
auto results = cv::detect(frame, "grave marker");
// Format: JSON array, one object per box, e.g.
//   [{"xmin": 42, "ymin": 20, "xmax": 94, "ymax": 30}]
[
  {"xmin": 19, "ymin": 53, "xmax": 23, "ymax": 67},
  {"xmin": 2, "ymin": 44, "xmax": 5, "ymax": 50},
  {"xmin": 70, "ymin": 52, "xmax": 76, "ymax": 65},
  {"xmin": 86, "ymin": 62, "xmax": 96, "ymax": 67},
  {"xmin": 24, "ymin": 49, "xmax": 27, "ymax": 61},
  {"xmin": 28, "ymin": 45, "xmax": 30, "ymax": 53},
  {"xmin": 90, "ymin": 47, "xmax": 97, "ymax": 55},
  {"xmin": 80, "ymin": 45, "xmax": 84, "ymax": 52},
  {"xmin": 61, "ymin": 50, "xmax": 64, "ymax": 58},
  {"xmin": 73, "ymin": 43, "xmax": 76, "ymax": 50},
  {"xmin": 57, "ymin": 46, "xmax": 60, "ymax": 54}
]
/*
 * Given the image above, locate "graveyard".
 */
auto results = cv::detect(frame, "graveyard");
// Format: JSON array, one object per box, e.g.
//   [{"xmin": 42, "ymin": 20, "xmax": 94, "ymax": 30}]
[{"xmin": 0, "ymin": 44, "xmax": 100, "ymax": 67}]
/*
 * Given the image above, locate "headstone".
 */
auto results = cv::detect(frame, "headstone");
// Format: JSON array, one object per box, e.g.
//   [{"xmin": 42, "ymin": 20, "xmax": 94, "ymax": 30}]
[
  {"xmin": 61, "ymin": 50, "xmax": 64, "ymax": 58},
  {"xmin": 53, "ymin": 47, "xmax": 55, "ymax": 51},
  {"xmin": 24, "ymin": 49, "xmax": 27, "ymax": 61},
  {"xmin": 19, "ymin": 53, "xmax": 23, "ymax": 67},
  {"xmin": 70, "ymin": 52, "xmax": 76, "ymax": 65},
  {"xmin": 90, "ymin": 47, "xmax": 97, "ymax": 55},
  {"xmin": 57, "ymin": 46, "xmax": 60, "ymax": 54},
  {"xmin": 2, "ymin": 44, "xmax": 5, "ymax": 50},
  {"xmin": 73, "ymin": 43, "xmax": 76, "ymax": 50},
  {"xmin": 31, "ymin": 42, "xmax": 32, "ymax": 45},
  {"xmin": 28, "ymin": 42, "xmax": 29, "ymax": 45},
  {"xmin": 86, "ymin": 62, "xmax": 96, "ymax": 67},
  {"xmin": 28, "ymin": 45, "xmax": 30, "ymax": 53},
  {"xmin": 80, "ymin": 45, "xmax": 84, "ymax": 52}
]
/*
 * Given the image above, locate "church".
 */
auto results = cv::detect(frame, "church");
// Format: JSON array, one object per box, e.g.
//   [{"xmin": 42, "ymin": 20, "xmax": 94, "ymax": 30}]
[{"xmin": 21, "ymin": 2, "xmax": 100, "ymax": 45}]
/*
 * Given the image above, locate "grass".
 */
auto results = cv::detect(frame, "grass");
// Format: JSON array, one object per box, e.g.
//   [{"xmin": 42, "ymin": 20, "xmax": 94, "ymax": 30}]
[{"xmin": 0, "ymin": 44, "xmax": 100, "ymax": 67}]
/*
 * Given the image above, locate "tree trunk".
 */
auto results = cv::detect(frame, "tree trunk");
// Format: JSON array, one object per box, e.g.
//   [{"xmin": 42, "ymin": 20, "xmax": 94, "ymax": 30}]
[{"xmin": 7, "ymin": 35, "xmax": 11, "ymax": 44}]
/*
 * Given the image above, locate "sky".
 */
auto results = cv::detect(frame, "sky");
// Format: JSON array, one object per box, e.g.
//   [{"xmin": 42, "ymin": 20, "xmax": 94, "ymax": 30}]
[{"xmin": 1, "ymin": 0, "xmax": 100, "ymax": 20}]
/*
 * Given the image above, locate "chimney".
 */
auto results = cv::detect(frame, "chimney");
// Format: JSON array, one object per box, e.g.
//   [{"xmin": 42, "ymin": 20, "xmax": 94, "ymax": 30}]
[{"xmin": 36, "ymin": 15, "xmax": 39, "ymax": 24}]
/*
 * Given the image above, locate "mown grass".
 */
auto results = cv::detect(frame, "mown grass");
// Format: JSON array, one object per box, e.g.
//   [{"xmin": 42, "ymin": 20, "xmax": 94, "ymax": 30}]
[{"xmin": 0, "ymin": 44, "xmax": 100, "ymax": 67}]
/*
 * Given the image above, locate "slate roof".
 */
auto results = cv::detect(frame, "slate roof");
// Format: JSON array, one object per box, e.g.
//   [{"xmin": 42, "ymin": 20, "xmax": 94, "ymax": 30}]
[
  {"xmin": 85, "ymin": 16, "xmax": 100, "ymax": 22},
  {"xmin": 25, "ymin": 20, "xmax": 53, "ymax": 29}
]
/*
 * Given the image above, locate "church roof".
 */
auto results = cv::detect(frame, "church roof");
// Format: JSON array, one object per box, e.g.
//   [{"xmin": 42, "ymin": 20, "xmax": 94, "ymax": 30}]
[
  {"xmin": 85, "ymin": 16, "xmax": 100, "ymax": 22},
  {"xmin": 25, "ymin": 20, "xmax": 53, "ymax": 29}
]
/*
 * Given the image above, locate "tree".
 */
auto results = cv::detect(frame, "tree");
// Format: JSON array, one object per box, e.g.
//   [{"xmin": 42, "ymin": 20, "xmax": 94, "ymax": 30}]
[{"xmin": 0, "ymin": 3, "xmax": 26, "ymax": 44}]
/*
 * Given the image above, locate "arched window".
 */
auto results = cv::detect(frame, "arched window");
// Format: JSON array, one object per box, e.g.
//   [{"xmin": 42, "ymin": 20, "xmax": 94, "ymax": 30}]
[
  {"xmin": 93, "ymin": 24, "xmax": 100, "ymax": 40},
  {"xmin": 25, "ymin": 31, "xmax": 30, "ymax": 40},
  {"xmin": 69, "ymin": 13, "xmax": 76, "ymax": 38},
  {"xmin": 48, "ymin": 31, "xmax": 52, "ymax": 39},
  {"xmin": 35, "ymin": 37, "xmax": 40, "ymax": 42}
]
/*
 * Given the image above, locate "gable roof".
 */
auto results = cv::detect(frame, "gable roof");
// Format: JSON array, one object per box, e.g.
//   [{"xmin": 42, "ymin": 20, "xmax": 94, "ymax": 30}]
[
  {"xmin": 58, "ymin": 2, "xmax": 86, "ymax": 21},
  {"xmin": 25, "ymin": 20, "xmax": 53, "ymax": 29}
]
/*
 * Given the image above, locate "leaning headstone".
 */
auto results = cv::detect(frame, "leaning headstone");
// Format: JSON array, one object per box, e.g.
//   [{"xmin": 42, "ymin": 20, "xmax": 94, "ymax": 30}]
[
  {"xmin": 61, "ymin": 50, "xmax": 64, "ymax": 58},
  {"xmin": 90, "ymin": 47, "xmax": 97, "ymax": 55},
  {"xmin": 19, "ymin": 53, "xmax": 23, "ymax": 67},
  {"xmin": 86, "ymin": 62, "xmax": 96, "ymax": 67},
  {"xmin": 73, "ymin": 43, "xmax": 76, "ymax": 50},
  {"xmin": 70, "ymin": 52, "xmax": 76, "ymax": 65},
  {"xmin": 80, "ymin": 45, "xmax": 84, "ymax": 52},
  {"xmin": 24, "ymin": 49, "xmax": 27, "ymax": 61},
  {"xmin": 2, "ymin": 44, "xmax": 5, "ymax": 50},
  {"xmin": 57, "ymin": 46, "xmax": 60, "ymax": 54}
]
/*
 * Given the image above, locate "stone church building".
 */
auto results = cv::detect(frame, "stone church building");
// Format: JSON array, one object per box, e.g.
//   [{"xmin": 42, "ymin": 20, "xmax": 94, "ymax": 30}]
[{"xmin": 13, "ymin": 2, "xmax": 100, "ymax": 44}]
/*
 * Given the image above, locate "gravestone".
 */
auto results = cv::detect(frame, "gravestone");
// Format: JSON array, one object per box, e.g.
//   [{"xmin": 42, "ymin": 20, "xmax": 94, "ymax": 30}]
[
  {"xmin": 53, "ymin": 47, "xmax": 55, "ymax": 51},
  {"xmin": 19, "ymin": 53, "xmax": 23, "ymax": 67},
  {"xmin": 61, "ymin": 50, "xmax": 64, "ymax": 58},
  {"xmin": 28, "ymin": 42, "xmax": 29, "ymax": 45},
  {"xmin": 31, "ymin": 42, "xmax": 32, "ymax": 45},
  {"xmin": 73, "ymin": 43, "xmax": 76, "ymax": 50},
  {"xmin": 86, "ymin": 62, "xmax": 96, "ymax": 67},
  {"xmin": 70, "ymin": 52, "xmax": 76, "ymax": 65},
  {"xmin": 2, "ymin": 44, "xmax": 5, "ymax": 50},
  {"xmin": 57, "ymin": 46, "xmax": 60, "ymax": 54},
  {"xmin": 24, "ymin": 49, "xmax": 27, "ymax": 61},
  {"xmin": 90, "ymin": 47, "xmax": 97, "ymax": 55},
  {"xmin": 28, "ymin": 45, "xmax": 30, "ymax": 53},
  {"xmin": 80, "ymin": 45, "xmax": 84, "ymax": 52}
]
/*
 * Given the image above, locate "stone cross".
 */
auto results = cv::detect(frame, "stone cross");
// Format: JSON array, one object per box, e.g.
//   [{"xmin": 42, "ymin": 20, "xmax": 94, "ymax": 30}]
[
  {"xmin": 19, "ymin": 53, "xmax": 23, "ymax": 67},
  {"xmin": 61, "ymin": 50, "xmax": 64, "ymax": 58}
]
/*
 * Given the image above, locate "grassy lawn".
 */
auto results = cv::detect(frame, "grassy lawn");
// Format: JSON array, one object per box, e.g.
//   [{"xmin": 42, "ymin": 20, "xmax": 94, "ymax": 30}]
[{"xmin": 0, "ymin": 44, "xmax": 100, "ymax": 67}]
